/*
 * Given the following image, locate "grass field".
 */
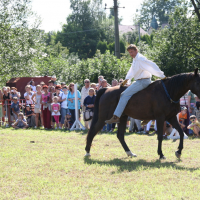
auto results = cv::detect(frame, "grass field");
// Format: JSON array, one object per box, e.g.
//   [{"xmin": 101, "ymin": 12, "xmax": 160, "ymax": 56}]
[{"xmin": 1, "ymin": 127, "xmax": 200, "ymax": 200}]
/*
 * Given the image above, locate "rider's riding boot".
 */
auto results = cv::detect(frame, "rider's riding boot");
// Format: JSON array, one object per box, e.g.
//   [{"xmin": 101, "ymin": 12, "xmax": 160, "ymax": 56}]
[{"xmin": 105, "ymin": 115, "xmax": 120, "ymax": 124}]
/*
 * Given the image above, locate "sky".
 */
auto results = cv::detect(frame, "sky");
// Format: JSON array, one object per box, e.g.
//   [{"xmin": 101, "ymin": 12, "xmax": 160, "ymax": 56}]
[{"xmin": 31, "ymin": 0, "xmax": 144, "ymax": 32}]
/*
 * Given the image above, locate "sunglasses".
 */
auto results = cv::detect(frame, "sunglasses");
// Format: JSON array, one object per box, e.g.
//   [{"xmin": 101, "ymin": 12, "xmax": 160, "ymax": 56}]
[
  {"xmin": 85, "ymin": 81, "xmax": 90, "ymax": 83},
  {"xmin": 119, "ymin": 81, "xmax": 123, "ymax": 83},
  {"xmin": 71, "ymin": 85, "xmax": 74, "ymax": 87}
]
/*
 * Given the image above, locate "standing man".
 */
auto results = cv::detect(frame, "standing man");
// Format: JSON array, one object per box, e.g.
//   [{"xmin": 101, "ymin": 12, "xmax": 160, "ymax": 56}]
[
  {"xmin": 106, "ymin": 44, "xmax": 166, "ymax": 124},
  {"xmin": 81, "ymin": 79, "xmax": 90, "ymax": 128}
]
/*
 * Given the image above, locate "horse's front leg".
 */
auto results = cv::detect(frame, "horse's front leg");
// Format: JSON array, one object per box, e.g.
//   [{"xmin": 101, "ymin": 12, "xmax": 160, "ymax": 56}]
[
  {"xmin": 156, "ymin": 116, "xmax": 166, "ymax": 159},
  {"xmin": 168, "ymin": 116, "xmax": 184, "ymax": 158}
]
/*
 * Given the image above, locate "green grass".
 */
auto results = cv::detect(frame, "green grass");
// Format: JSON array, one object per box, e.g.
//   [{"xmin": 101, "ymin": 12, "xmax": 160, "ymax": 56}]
[{"xmin": 1, "ymin": 127, "xmax": 200, "ymax": 199}]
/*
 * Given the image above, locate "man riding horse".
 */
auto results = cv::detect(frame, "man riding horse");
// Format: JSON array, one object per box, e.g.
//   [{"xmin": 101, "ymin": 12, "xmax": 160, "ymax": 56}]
[{"xmin": 105, "ymin": 44, "xmax": 166, "ymax": 124}]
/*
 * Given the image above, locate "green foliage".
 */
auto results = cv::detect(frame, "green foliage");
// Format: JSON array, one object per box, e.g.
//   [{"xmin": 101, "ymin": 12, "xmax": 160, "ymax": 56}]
[
  {"xmin": 55, "ymin": 0, "xmax": 106, "ymax": 59},
  {"xmin": 97, "ymin": 41, "xmax": 108, "ymax": 54},
  {"xmin": 122, "ymin": 31, "xmax": 138, "ymax": 45},
  {"xmin": 135, "ymin": 34, "xmax": 153, "ymax": 47},
  {"xmin": 0, "ymin": 0, "xmax": 45, "ymax": 85},
  {"xmin": 135, "ymin": 0, "xmax": 182, "ymax": 31},
  {"xmin": 144, "ymin": 6, "xmax": 200, "ymax": 76},
  {"xmin": 97, "ymin": 40, "xmax": 126, "ymax": 56},
  {"xmin": 35, "ymin": 50, "xmax": 130, "ymax": 87},
  {"xmin": 99, "ymin": 17, "xmax": 115, "ymax": 44},
  {"xmin": 190, "ymin": 0, "xmax": 200, "ymax": 22}
]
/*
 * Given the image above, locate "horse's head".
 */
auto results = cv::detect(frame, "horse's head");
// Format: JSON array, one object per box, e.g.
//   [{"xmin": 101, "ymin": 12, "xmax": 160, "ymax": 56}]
[{"xmin": 190, "ymin": 68, "xmax": 200, "ymax": 98}]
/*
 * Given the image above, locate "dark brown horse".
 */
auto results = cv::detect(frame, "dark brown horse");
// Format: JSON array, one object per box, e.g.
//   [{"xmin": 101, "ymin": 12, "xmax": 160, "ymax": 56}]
[{"xmin": 85, "ymin": 69, "xmax": 200, "ymax": 159}]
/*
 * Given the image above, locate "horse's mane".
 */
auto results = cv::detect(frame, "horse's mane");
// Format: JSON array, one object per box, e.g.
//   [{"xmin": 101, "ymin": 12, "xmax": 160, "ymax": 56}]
[
  {"xmin": 148, "ymin": 72, "xmax": 194, "ymax": 96},
  {"xmin": 166, "ymin": 73, "xmax": 194, "ymax": 94},
  {"xmin": 166, "ymin": 73, "xmax": 194, "ymax": 93}
]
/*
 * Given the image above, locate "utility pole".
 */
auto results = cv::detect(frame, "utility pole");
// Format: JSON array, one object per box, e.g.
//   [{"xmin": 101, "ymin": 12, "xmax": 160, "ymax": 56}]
[
  {"xmin": 138, "ymin": 22, "xmax": 140, "ymax": 42},
  {"xmin": 136, "ymin": 9, "xmax": 140, "ymax": 42},
  {"xmin": 105, "ymin": 1, "xmax": 125, "ymax": 59},
  {"xmin": 113, "ymin": 0, "xmax": 120, "ymax": 59}
]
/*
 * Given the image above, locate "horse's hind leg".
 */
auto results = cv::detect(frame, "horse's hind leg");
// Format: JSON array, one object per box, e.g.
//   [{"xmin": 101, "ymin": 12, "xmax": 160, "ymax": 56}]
[
  {"xmin": 167, "ymin": 116, "xmax": 184, "ymax": 158},
  {"xmin": 85, "ymin": 120, "xmax": 105, "ymax": 156},
  {"xmin": 156, "ymin": 116, "xmax": 166, "ymax": 159},
  {"xmin": 117, "ymin": 115, "xmax": 137, "ymax": 157}
]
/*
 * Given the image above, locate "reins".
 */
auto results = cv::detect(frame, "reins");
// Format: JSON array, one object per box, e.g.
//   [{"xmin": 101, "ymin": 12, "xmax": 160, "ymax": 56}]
[{"xmin": 161, "ymin": 80, "xmax": 180, "ymax": 104}]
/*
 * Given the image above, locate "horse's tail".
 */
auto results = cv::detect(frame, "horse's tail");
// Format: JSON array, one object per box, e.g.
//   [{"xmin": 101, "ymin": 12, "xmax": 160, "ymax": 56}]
[{"xmin": 85, "ymin": 88, "xmax": 107, "ymax": 152}]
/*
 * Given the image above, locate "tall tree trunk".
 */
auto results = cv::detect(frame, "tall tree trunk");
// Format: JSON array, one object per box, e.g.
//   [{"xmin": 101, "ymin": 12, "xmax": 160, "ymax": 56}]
[{"xmin": 191, "ymin": 0, "xmax": 200, "ymax": 22}]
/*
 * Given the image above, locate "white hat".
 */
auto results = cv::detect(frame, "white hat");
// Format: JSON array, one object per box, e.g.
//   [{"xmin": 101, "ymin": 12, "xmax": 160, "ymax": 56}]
[{"xmin": 52, "ymin": 75, "xmax": 56, "ymax": 78}]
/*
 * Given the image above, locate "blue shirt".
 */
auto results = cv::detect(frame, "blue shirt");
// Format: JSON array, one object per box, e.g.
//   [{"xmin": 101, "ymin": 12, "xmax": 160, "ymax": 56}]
[
  {"xmin": 11, "ymin": 102, "xmax": 20, "ymax": 112},
  {"xmin": 84, "ymin": 95, "xmax": 96, "ymax": 111},
  {"xmin": 67, "ymin": 90, "xmax": 81, "ymax": 109}
]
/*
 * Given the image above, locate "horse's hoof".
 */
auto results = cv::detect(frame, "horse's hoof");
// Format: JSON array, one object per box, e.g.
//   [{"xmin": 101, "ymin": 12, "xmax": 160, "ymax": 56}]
[
  {"xmin": 84, "ymin": 153, "xmax": 91, "ymax": 157},
  {"xmin": 175, "ymin": 151, "xmax": 181, "ymax": 159},
  {"xmin": 126, "ymin": 151, "xmax": 137, "ymax": 157},
  {"xmin": 160, "ymin": 156, "xmax": 166, "ymax": 160}
]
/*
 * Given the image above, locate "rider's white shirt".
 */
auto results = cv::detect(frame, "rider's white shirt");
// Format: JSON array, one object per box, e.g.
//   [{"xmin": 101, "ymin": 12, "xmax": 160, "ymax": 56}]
[{"xmin": 126, "ymin": 53, "xmax": 165, "ymax": 81}]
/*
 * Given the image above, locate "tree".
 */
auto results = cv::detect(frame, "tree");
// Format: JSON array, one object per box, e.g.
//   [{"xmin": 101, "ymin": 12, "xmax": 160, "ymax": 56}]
[
  {"xmin": 135, "ymin": 0, "xmax": 182, "ymax": 31},
  {"xmin": 122, "ymin": 31, "xmax": 138, "ymax": 45},
  {"xmin": 56, "ymin": 0, "xmax": 106, "ymax": 59},
  {"xmin": 0, "ymin": 0, "xmax": 45, "ymax": 85},
  {"xmin": 96, "ymin": 41, "xmax": 108, "ymax": 54},
  {"xmin": 190, "ymin": 0, "xmax": 200, "ymax": 22},
  {"xmin": 35, "ymin": 50, "xmax": 131, "ymax": 88},
  {"xmin": 145, "ymin": 5, "xmax": 200, "ymax": 76}
]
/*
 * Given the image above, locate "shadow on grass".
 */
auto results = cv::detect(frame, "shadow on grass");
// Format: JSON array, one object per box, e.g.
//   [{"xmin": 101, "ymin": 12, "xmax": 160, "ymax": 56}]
[{"xmin": 84, "ymin": 157, "xmax": 198, "ymax": 173}]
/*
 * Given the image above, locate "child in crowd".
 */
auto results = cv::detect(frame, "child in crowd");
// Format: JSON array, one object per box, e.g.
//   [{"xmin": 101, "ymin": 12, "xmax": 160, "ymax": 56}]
[
  {"xmin": 25, "ymin": 105, "xmax": 36, "ymax": 127},
  {"xmin": 12, "ymin": 112, "xmax": 28, "ymax": 129},
  {"xmin": 24, "ymin": 85, "xmax": 34, "ymax": 105},
  {"xmin": 187, "ymin": 115, "xmax": 200, "ymax": 137},
  {"xmin": 51, "ymin": 75, "xmax": 57, "ymax": 86},
  {"xmin": 178, "ymin": 106, "xmax": 188, "ymax": 133},
  {"xmin": 11, "ymin": 97, "xmax": 21, "ymax": 121},
  {"xmin": 64, "ymin": 112, "xmax": 73, "ymax": 129},
  {"xmin": 51, "ymin": 96, "xmax": 60, "ymax": 129}
]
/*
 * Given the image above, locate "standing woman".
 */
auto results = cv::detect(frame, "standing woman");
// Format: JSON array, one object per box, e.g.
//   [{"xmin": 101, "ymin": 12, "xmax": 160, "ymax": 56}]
[
  {"xmin": 67, "ymin": 83, "xmax": 81, "ymax": 123},
  {"xmin": 0, "ymin": 88, "xmax": 4, "ymax": 124},
  {"xmin": 2, "ymin": 86, "xmax": 11, "ymax": 125},
  {"xmin": 32, "ymin": 85, "xmax": 43, "ymax": 128},
  {"xmin": 59, "ymin": 85, "xmax": 69, "ymax": 128},
  {"xmin": 40, "ymin": 85, "xmax": 52, "ymax": 129}
]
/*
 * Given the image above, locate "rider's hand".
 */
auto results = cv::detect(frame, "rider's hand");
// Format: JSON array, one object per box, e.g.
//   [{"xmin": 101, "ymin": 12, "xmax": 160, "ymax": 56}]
[{"xmin": 120, "ymin": 79, "xmax": 128, "ymax": 87}]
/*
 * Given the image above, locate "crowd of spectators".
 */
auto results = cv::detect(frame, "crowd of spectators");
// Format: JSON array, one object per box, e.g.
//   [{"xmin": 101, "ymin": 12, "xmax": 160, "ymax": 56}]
[{"xmin": 0, "ymin": 75, "xmax": 200, "ymax": 137}]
